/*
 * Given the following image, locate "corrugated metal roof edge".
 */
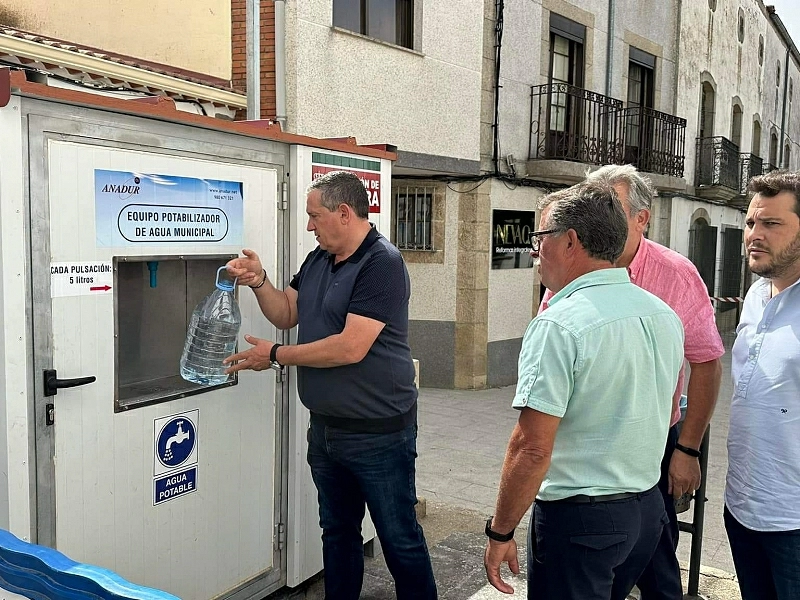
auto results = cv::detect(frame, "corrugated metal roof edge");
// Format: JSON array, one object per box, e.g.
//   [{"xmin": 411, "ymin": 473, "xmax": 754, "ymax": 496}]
[{"xmin": 0, "ymin": 68, "xmax": 397, "ymax": 161}]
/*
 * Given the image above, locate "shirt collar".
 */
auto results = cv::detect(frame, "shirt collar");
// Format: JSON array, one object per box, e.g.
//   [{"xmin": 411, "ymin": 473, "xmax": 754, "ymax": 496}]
[
  {"xmin": 548, "ymin": 268, "xmax": 631, "ymax": 308},
  {"xmin": 755, "ymin": 274, "xmax": 800, "ymax": 304},
  {"xmin": 327, "ymin": 223, "xmax": 380, "ymax": 267},
  {"xmin": 626, "ymin": 236, "xmax": 650, "ymax": 283}
]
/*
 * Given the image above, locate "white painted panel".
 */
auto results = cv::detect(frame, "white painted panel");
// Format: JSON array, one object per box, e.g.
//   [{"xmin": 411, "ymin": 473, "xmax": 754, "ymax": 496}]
[
  {"xmin": 0, "ymin": 97, "xmax": 33, "ymax": 539},
  {"xmin": 47, "ymin": 141, "xmax": 278, "ymax": 600}
]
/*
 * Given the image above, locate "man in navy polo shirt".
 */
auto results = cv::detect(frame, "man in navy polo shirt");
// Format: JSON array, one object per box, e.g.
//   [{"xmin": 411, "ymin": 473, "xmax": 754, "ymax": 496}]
[{"xmin": 224, "ymin": 170, "xmax": 436, "ymax": 600}]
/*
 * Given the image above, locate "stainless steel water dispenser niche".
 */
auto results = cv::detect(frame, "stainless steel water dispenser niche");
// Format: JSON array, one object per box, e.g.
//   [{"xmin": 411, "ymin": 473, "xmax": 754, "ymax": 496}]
[{"xmin": 114, "ymin": 255, "xmax": 238, "ymax": 412}]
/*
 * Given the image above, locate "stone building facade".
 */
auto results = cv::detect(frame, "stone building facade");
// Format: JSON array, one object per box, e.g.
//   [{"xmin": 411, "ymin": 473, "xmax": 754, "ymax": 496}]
[{"xmin": 6, "ymin": 0, "xmax": 799, "ymax": 388}]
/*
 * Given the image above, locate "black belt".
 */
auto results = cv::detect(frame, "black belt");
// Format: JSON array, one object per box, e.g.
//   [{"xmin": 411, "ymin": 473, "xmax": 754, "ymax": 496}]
[
  {"xmin": 546, "ymin": 490, "xmax": 650, "ymax": 504},
  {"xmin": 310, "ymin": 402, "xmax": 417, "ymax": 434}
]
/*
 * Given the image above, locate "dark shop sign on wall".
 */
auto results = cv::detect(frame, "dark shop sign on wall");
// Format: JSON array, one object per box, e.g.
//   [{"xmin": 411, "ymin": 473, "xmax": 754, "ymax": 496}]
[{"xmin": 492, "ymin": 210, "xmax": 536, "ymax": 270}]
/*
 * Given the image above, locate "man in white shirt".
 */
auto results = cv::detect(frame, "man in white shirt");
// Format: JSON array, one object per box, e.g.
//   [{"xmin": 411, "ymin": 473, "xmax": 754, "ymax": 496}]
[{"xmin": 726, "ymin": 170, "xmax": 800, "ymax": 600}]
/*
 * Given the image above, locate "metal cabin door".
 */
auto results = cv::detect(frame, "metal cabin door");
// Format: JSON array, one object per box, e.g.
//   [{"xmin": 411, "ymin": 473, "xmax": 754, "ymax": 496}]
[{"xmin": 32, "ymin": 132, "xmax": 285, "ymax": 600}]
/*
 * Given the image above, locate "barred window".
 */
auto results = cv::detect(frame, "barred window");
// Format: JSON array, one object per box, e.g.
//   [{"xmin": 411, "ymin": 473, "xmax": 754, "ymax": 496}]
[{"xmin": 394, "ymin": 187, "xmax": 433, "ymax": 250}]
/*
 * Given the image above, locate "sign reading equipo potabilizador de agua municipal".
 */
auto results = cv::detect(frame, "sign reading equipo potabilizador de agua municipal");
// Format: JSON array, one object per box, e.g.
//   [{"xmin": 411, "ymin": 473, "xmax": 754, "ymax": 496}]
[
  {"xmin": 492, "ymin": 209, "xmax": 536, "ymax": 270},
  {"xmin": 95, "ymin": 170, "xmax": 244, "ymax": 246}
]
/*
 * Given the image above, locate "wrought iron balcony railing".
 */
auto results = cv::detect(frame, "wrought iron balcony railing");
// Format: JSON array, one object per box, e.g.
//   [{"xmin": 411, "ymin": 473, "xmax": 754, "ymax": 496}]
[
  {"xmin": 618, "ymin": 107, "xmax": 686, "ymax": 178},
  {"xmin": 529, "ymin": 83, "xmax": 624, "ymax": 166},
  {"xmin": 528, "ymin": 84, "xmax": 687, "ymax": 178},
  {"xmin": 695, "ymin": 137, "xmax": 740, "ymax": 191},
  {"xmin": 740, "ymin": 154, "xmax": 763, "ymax": 195}
]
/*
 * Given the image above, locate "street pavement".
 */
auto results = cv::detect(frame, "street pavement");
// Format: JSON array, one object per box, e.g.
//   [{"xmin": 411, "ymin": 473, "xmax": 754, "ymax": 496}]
[
  {"xmin": 269, "ymin": 332, "xmax": 741, "ymax": 599},
  {"xmin": 417, "ymin": 332, "xmax": 737, "ymax": 575}
]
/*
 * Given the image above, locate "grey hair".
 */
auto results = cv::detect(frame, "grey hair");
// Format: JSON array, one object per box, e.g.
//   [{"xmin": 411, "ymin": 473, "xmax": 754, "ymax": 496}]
[
  {"xmin": 585, "ymin": 164, "xmax": 654, "ymax": 214},
  {"xmin": 307, "ymin": 171, "xmax": 370, "ymax": 218},
  {"xmin": 537, "ymin": 186, "xmax": 575, "ymax": 211},
  {"xmin": 541, "ymin": 181, "xmax": 628, "ymax": 263}
]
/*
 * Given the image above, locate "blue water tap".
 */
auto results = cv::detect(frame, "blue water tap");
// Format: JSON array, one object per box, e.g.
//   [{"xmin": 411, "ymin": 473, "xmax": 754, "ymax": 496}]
[{"xmin": 147, "ymin": 261, "xmax": 159, "ymax": 288}]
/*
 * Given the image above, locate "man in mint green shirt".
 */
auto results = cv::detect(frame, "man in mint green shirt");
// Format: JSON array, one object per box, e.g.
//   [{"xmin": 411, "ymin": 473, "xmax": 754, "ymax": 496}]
[{"xmin": 484, "ymin": 182, "xmax": 684, "ymax": 600}]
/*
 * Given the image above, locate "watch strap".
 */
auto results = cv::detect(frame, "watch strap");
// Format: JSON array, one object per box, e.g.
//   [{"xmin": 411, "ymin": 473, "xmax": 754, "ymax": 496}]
[
  {"xmin": 675, "ymin": 442, "xmax": 701, "ymax": 458},
  {"xmin": 270, "ymin": 343, "xmax": 283, "ymax": 366},
  {"xmin": 485, "ymin": 516, "xmax": 515, "ymax": 542}
]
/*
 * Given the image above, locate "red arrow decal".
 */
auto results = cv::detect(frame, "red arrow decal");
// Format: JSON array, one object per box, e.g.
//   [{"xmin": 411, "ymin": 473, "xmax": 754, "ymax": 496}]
[{"xmin": 90, "ymin": 285, "xmax": 112, "ymax": 291}]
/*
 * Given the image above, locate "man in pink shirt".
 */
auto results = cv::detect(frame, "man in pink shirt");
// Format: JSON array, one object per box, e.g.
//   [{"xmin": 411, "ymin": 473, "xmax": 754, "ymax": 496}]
[{"xmin": 539, "ymin": 165, "xmax": 724, "ymax": 600}]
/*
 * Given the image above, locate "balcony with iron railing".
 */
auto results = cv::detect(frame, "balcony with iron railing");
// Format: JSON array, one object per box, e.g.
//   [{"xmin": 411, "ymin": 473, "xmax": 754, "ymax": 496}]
[
  {"xmin": 762, "ymin": 162, "xmax": 779, "ymax": 174},
  {"xmin": 739, "ymin": 153, "xmax": 763, "ymax": 195},
  {"xmin": 619, "ymin": 106, "xmax": 686, "ymax": 178},
  {"xmin": 529, "ymin": 83, "xmax": 624, "ymax": 166},
  {"xmin": 695, "ymin": 137, "xmax": 741, "ymax": 201},
  {"xmin": 528, "ymin": 83, "xmax": 687, "ymax": 185}
]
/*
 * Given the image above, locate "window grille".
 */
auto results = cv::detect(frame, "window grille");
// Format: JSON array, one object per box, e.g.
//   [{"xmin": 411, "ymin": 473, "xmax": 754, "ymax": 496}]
[{"xmin": 394, "ymin": 187, "xmax": 433, "ymax": 251}]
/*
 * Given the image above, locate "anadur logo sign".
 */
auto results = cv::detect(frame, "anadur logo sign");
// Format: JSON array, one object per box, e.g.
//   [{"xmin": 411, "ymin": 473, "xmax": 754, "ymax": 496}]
[{"xmin": 99, "ymin": 176, "xmax": 141, "ymax": 199}]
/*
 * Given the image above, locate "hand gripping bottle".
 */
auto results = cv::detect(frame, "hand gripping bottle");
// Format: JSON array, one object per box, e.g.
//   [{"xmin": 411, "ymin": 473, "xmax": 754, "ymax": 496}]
[{"xmin": 180, "ymin": 267, "xmax": 241, "ymax": 385}]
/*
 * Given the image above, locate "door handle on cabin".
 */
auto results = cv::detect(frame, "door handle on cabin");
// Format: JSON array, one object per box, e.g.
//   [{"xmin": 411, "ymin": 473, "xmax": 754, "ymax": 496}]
[{"xmin": 43, "ymin": 369, "xmax": 96, "ymax": 397}]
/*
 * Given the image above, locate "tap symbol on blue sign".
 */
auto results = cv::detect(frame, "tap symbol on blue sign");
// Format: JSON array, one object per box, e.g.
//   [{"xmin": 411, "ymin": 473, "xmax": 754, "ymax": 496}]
[{"xmin": 157, "ymin": 417, "xmax": 196, "ymax": 468}]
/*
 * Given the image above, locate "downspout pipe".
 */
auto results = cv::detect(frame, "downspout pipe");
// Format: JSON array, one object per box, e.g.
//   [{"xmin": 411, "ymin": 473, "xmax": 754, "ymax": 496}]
[
  {"xmin": 779, "ymin": 47, "xmax": 789, "ymax": 167},
  {"xmin": 246, "ymin": 0, "xmax": 261, "ymax": 120},
  {"xmin": 605, "ymin": 0, "xmax": 615, "ymax": 97},
  {"xmin": 275, "ymin": 0, "xmax": 287, "ymax": 129},
  {"xmin": 672, "ymin": 0, "xmax": 682, "ymax": 116},
  {"xmin": 492, "ymin": 0, "xmax": 504, "ymax": 176}
]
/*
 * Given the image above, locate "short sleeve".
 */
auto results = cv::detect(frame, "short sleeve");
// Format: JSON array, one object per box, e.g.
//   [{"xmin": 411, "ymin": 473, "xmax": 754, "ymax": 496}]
[
  {"xmin": 674, "ymin": 270, "xmax": 725, "ymax": 363},
  {"xmin": 289, "ymin": 249, "xmax": 316, "ymax": 290},
  {"xmin": 348, "ymin": 251, "xmax": 408, "ymax": 323},
  {"xmin": 512, "ymin": 317, "xmax": 579, "ymax": 417}
]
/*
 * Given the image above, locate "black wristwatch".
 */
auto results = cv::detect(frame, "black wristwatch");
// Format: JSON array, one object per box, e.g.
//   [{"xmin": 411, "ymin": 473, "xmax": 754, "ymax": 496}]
[
  {"xmin": 675, "ymin": 442, "xmax": 701, "ymax": 458},
  {"xmin": 485, "ymin": 516, "xmax": 515, "ymax": 542},
  {"xmin": 269, "ymin": 343, "xmax": 283, "ymax": 370}
]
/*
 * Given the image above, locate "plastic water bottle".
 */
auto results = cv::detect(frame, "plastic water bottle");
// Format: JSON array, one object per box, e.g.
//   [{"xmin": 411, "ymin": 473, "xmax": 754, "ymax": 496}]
[{"xmin": 180, "ymin": 267, "xmax": 241, "ymax": 385}]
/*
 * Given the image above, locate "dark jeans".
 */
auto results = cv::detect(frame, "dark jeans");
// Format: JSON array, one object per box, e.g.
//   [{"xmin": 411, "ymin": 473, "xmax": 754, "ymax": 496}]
[
  {"xmin": 307, "ymin": 419, "xmax": 437, "ymax": 600},
  {"xmin": 527, "ymin": 486, "xmax": 668, "ymax": 600},
  {"xmin": 724, "ymin": 506, "xmax": 800, "ymax": 600},
  {"xmin": 636, "ymin": 425, "xmax": 683, "ymax": 600}
]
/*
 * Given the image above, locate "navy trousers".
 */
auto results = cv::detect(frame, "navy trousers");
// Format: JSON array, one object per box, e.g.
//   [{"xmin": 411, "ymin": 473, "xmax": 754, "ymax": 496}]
[
  {"xmin": 307, "ymin": 419, "xmax": 437, "ymax": 600},
  {"xmin": 636, "ymin": 425, "xmax": 683, "ymax": 599},
  {"xmin": 527, "ymin": 486, "xmax": 668, "ymax": 600},
  {"xmin": 725, "ymin": 506, "xmax": 800, "ymax": 600}
]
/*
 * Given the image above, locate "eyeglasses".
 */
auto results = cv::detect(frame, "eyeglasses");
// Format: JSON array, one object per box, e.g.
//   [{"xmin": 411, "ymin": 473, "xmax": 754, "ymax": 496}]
[{"xmin": 530, "ymin": 229, "xmax": 559, "ymax": 253}]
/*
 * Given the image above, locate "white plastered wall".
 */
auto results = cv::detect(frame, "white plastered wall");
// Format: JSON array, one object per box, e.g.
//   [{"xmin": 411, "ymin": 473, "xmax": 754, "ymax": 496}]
[
  {"xmin": 488, "ymin": 181, "xmax": 544, "ymax": 344},
  {"xmin": 406, "ymin": 184, "xmax": 459, "ymax": 323},
  {"xmin": 284, "ymin": 0, "xmax": 482, "ymax": 161}
]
